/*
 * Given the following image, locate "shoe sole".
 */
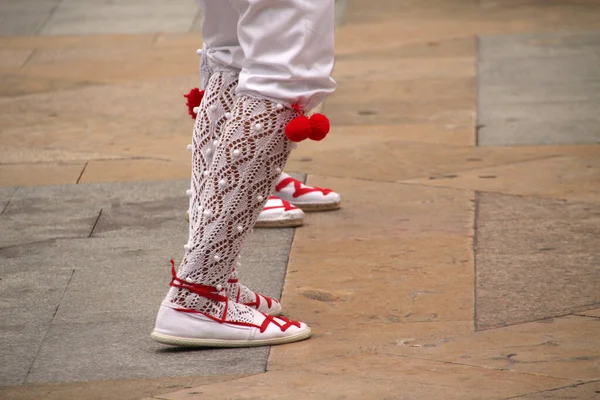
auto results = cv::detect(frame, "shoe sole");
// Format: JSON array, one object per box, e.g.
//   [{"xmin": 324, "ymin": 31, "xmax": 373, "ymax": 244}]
[
  {"xmin": 254, "ymin": 217, "xmax": 304, "ymax": 228},
  {"xmin": 150, "ymin": 327, "xmax": 311, "ymax": 348},
  {"xmin": 294, "ymin": 201, "xmax": 341, "ymax": 212}
]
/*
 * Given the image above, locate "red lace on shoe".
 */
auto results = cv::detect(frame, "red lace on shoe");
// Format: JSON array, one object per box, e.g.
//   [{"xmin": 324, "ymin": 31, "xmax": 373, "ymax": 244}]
[
  {"xmin": 169, "ymin": 260, "xmax": 229, "ymax": 321},
  {"xmin": 275, "ymin": 177, "xmax": 332, "ymax": 198},
  {"xmin": 259, "ymin": 314, "xmax": 300, "ymax": 333},
  {"xmin": 170, "ymin": 261, "xmax": 298, "ymax": 332},
  {"xmin": 262, "ymin": 195, "xmax": 296, "ymax": 211},
  {"xmin": 243, "ymin": 293, "xmax": 275, "ymax": 310},
  {"xmin": 227, "ymin": 268, "xmax": 276, "ymax": 310}
]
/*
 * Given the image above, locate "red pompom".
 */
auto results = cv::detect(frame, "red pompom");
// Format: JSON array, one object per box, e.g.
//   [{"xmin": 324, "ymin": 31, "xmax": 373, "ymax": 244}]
[
  {"xmin": 285, "ymin": 116, "xmax": 311, "ymax": 142},
  {"xmin": 307, "ymin": 113, "xmax": 330, "ymax": 141},
  {"xmin": 184, "ymin": 88, "xmax": 205, "ymax": 119}
]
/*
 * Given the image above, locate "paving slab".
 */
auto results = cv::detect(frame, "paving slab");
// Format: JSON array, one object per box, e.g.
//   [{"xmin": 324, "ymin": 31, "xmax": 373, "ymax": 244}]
[
  {"xmin": 479, "ymin": 31, "xmax": 600, "ymax": 60},
  {"xmin": 158, "ymin": 353, "xmax": 571, "ymax": 400},
  {"xmin": 475, "ymin": 192, "xmax": 600, "ymax": 330},
  {"xmin": 0, "ymin": 186, "xmax": 16, "ymax": 214},
  {"xmin": 0, "ymin": 268, "xmax": 74, "ymax": 385},
  {"xmin": 514, "ymin": 380, "xmax": 600, "ymax": 399},
  {"xmin": 26, "ymin": 319, "xmax": 268, "ymax": 384},
  {"xmin": 0, "ymin": 163, "xmax": 85, "ymax": 188},
  {"xmin": 1, "ymin": 374, "xmax": 247, "ymax": 400},
  {"xmin": 392, "ymin": 314, "xmax": 600, "ymax": 382},
  {"xmin": 478, "ymin": 32, "xmax": 600, "ymax": 146},
  {"xmin": 0, "ymin": 11, "xmax": 52, "ymax": 36},
  {"xmin": 0, "ymin": 179, "xmax": 298, "ymax": 384},
  {"xmin": 40, "ymin": 0, "xmax": 196, "ymax": 36},
  {"xmin": 404, "ymin": 150, "xmax": 600, "ymax": 203},
  {"xmin": 0, "ymin": 183, "xmax": 102, "ymax": 248}
]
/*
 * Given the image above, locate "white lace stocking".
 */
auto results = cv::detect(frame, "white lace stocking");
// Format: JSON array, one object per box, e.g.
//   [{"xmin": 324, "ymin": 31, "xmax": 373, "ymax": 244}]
[{"xmin": 168, "ymin": 95, "xmax": 295, "ymax": 322}]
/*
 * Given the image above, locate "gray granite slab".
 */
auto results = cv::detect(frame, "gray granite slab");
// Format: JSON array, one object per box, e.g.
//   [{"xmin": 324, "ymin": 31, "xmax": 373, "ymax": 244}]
[
  {"xmin": 475, "ymin": 192, "xmax": 600, "ymax": 331},
  {"xmin": 479, "ymin": 54, "xmax": 600, "ymax": 84},
  {"xmin": 1, "ymin": 179, "xmax": 299, "ymax": 384},
  {"xmin": 478, "ymin": 31, "xmax": 600, "ymax": 146},
  {"xmin": 26, "ymin": 320, "xmax": 268, "ymax": 384},
  {"xmin": 477, "ymin": 119, "xmax": 600, "ymax": 146},
  {"xmin": 480, "ymin": 79, "xmax": 600, "ymax": 105},
  {"xmin": 0, "ymin": 268, "xmax": 74, "ymax": 385},
  {"xmin": 0, "ymin": 11, "xmax": 52, "ymax": 36},
  {"xmin": 0, "ymin": 0, "xmax": 61, "ymax": 12},
  {"xmin": 0, "ymin": 186, "xmax": 16, "ymax": 215},
  {"xmin": 479, "ymin": 31, "xmax": 600, "ymax": 60},
  {"xmin": 0, "ymin": 185, "xmax": 104, "ymax": 248}
]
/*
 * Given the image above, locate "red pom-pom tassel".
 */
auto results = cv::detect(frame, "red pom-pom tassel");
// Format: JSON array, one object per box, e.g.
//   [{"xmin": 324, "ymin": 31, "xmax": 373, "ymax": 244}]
[
  {"xmin": 184, "ymin": 88, "xmax": 205, "ymax": 119},
  {"xmin": 285, "ymin": 116, "xmax": 311, "ymax": 142},
  {"xmin": 307, "ymin": 113, "xmax": 330, "ymax": 141},
  {"xmin": 284, "ymin": 103, "xmax": 331, "ymax": 143}
]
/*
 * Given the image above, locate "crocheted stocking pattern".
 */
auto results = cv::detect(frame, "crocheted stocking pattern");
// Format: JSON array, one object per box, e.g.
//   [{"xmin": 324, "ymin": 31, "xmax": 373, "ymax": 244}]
[
  {"xmin": 187, "ymin": 69, "xmax": 238, "ymax": 236},
  {"xmin": 168, "ymin": 95, "xmax": 295, "ymax": 322}
]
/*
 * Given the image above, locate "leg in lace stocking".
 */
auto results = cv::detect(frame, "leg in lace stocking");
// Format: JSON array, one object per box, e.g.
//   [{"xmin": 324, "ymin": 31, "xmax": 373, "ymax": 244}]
[
  {"xmin": 153, "ymin": 96, "xmax": 310, "ymax": 347},
  {"xmin": 190, "ymin": 58, "xmax": 283, "ymax": 314},
  {"xmin": 169, "ymin": 95, "xmax": 295, "ymax": 323}
]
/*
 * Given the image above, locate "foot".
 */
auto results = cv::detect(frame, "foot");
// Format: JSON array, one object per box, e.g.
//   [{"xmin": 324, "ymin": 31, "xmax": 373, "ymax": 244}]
[
  {"xmin": 274, "ymin": 173, "xmax": 341, "ymax": 211},
  {"xmin": 255, "ymin": 196, "xmax": 304, "ymax": 228},
  {"xmin": 155, "ymin": 267, "xmax": 310, "ymax": 348},
  {"xmin": 151, "ymin": 301, "xmax": 310, "ymax": 348}
]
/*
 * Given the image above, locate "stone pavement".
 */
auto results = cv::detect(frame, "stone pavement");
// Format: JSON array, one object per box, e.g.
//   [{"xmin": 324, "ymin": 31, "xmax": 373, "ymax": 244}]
[{"xmin": 1, "ymin": 0, "xmax": 599, "ymax": 399}]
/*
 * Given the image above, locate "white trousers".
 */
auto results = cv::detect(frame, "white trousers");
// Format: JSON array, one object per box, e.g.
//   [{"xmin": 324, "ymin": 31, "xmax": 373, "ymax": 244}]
[{"xmin": 195, "ymin": 0, "xmax": 336, "ymax": 111}]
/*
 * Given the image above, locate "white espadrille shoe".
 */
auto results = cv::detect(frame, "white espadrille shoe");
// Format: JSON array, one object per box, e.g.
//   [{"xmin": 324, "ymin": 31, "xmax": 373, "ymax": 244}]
[
  {"xmin": 153, "ymin": 264, "xmax": 309, "ymax": 348},
  {"xmin": 274, "ymin": 173, "xmax": 341, "ymax": 211},
  {"xmin": 255, "ymin": 195, "xmax": 304, "ymax": 228},
  {"xmin": 151, "ymin": 301, "xmax": 310, "ymax": 348}
]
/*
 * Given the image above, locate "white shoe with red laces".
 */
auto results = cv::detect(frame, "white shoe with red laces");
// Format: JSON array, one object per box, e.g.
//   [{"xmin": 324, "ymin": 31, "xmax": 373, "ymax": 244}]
[
  {"xmin": 152, "ymin": 301, "xmax": 311, "ymax": 348},
  {"xmin": 255, "ymin": 195, "xmax": 305, "ymax": 228},
  {"xmin": 273, "ymin": 173, "xmax": 341, "ymax": 211}
]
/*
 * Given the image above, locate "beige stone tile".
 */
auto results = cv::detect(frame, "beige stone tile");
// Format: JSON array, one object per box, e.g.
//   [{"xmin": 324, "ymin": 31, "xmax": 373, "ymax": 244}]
[
  {"xmin": 285, "ymin": 130, "xmax": 581, "ymax": 183},
  {"xmin": 0, "ymin": 145, "xmax": 122, "ymax": 164},
  {"xmin": 270, "ymin": 176, "xmax": 475, "ymax": 368},
  {"xmin": 0, "ymin": 49, "xmax": 32, "ymax": 68},
  {"xmin": 325, "ymin": 76, "xmax": 476, "ymax": 126},
  {"xmin": 515, "ymin": 380, "xmax": 600, "ymax": 399},
  {"xmin": 0, "ymin": 34, "xmax": 157, "ymax": 51},
  {"xmin": 1, "ymin": 374, "xmax": 247, "ymax": 400},
  {"xmin": 160, "ymin": 354, "xmax": 570, "ymax": 400},
  {"xmin": 79, "ymin": 159, "xmax": 190, "ymax": 184},
  {"xmin": 333, "ymin": 55, "xmax": 475, "ymax": 81},
  {"xmin": 13, "ymin": 46, "xmax": 197, "ymax": 83},
  {"xmin": 404, "ymin": 152, "xmax": 600, "ymax": 203},
  {"xmin": 389, "ymin": 315, "xmax": 600, "ymax": 381},
  {"xmin": 0, "ymin": 74, "xmax": 92, "ymax": 97},
  {"xmin": 0, "ymin": 162, "xmax": 84, "ymax": 186},
  {"xmin": 154, "ymin": 32, "xmax": 203, "ymax": 49}
]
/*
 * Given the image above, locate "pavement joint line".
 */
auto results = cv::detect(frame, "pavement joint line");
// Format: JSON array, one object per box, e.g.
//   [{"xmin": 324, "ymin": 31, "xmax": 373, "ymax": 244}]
[
  {"xmin": 396, "ymin": 153, "xmax": 566, "ymax": 182},
  {"xmin": 476, "ymin": 308, "xmax": 600, "ymax": 333},
  {"xmin": 500, "ymin": 379, "xmax": 600, "ymax": 400},
  {"xmin": 88, "ymin": 208, "xmax": 103, "ymax": 237},
  {"xmin": 397, "ymin": 180, "xmax": 593, "ymax": 204},
  {"xmin": 476, "ymin": 35, "xmax": 482, "ymax": 147},
  {"xmin": 25, "ymin": 267, "xmax": 76, "ymax": 384},
  {"xmin": 75, "ymin": 161, "xmax": 88, "ymax": 184},
  {"xmin": 473, "ymin": 191, "xmax": 480, "ymax": 333},
  {"xmin": 1, "ymin": 187, "xmax": 18, "ymax": 215},
  {"xmin": 383, "ymin": 353, "xmax": 580, "ymax": 384}
]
